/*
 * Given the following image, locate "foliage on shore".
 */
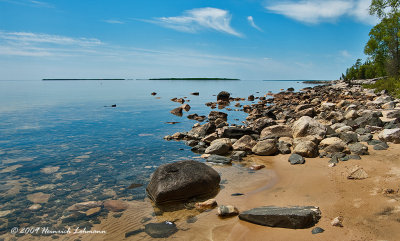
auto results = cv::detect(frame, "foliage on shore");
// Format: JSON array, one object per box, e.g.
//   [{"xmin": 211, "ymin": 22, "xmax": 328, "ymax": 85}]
[{"xmin": 363, "ymin": 77, "xmax": 400, "ymax": 97}]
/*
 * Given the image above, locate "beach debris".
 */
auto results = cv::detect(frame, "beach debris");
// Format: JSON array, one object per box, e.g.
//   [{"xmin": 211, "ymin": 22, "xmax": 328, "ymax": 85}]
[
  {"xmin": 347, "ymin": 165, "xmax": 368, "ymax": 180},
  {"xmin": 218, "ymin": 205, "xmax": 239, "ymax": 217},
  {"xmin": 250, "ymin": 164, "xmax": 265, "ymax": 170},
  {"xmin": 195, "ymin": 199, "xmax": 217, "ymax": 210},
  {"xmin": 331, "ymin": 216, "xmax": 344, "ymax": 227},
  {"xmin": 239, "ymin": 206, "xmax": 321, "ymax": 229}
]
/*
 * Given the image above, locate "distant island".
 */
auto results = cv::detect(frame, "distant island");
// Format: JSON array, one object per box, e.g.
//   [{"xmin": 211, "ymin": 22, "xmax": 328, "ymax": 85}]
[
  {"xmin": 148, "ymin": 78, "xmax": 240, "ymax": 80},
  {"xmin": 302, "ymin": 80, "xmax": 332, "ymax": 84},
  {"xmin": 42, "ymin": 79, "xmax": 125, "ymax": 81}
]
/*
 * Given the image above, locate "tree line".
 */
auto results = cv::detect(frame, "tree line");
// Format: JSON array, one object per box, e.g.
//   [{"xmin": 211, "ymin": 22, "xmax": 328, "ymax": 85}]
[{"xmin": 341, "ymin": 0, "xmax": 400, "ymax": 81}]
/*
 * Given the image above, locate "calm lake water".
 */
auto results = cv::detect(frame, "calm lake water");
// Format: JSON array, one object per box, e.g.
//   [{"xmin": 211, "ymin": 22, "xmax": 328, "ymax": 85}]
[{"xmin": 0, "ymin": 79, "xmax": 312, "ymax": 235}]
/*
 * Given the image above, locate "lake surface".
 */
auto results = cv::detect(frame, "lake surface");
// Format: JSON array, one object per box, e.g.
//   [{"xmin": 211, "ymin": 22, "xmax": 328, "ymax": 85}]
[{"xmin": 0, "ymin": 79, "xmax": 312, "ymax": 236}]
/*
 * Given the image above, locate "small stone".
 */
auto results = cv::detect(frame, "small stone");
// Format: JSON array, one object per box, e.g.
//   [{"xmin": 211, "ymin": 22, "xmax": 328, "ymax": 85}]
[
  {"xmin": 328, "ymin": 163, "xmax": 336, "ymax": 167},
  {"xmin": 218, "ymin": 205, "xmax": 239, "ymax": 217},
  {"xmin": 151, "ymin": 92, "xmax": 157, "ymax": 96},
  {"xmin": 331, "ymin": 216, "xmax": 343, "ymax": 227},
  {"xmin": 28, "ymin": 204, "xmax": 42, "ymax": 211},
  {"xmin": 288, "ymin": 153, "xmax": 305, "ymax": 165},
  {"xmin": 195, "ymin": 199, "xmax": 217, "ymax": 210},
  {"xmin": 311, "ymin": 227, "xmax": 325, "ymax": 234},
  {"xmin": 27, "ymin": 192, "xmax": 51, "ymax": 203},
  {"xmin": 181, "ymin": 104, "xmax": 191, "ymax": 112}
]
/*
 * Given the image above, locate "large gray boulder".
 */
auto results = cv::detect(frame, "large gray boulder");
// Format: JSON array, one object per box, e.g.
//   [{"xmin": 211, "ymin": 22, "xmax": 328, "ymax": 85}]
[
  {"xmin": 205, "ymin": 138, "xmax": 232, "ymax": 155},
  {"xmin": 220, "ymin": 127, "xmax": 256, "ymax": 139},
  {"xmin": 239, "ymin": 206, "xmax": 321, "ymax": 229},
  {"xmin": 354, "ymin": 112, "xmax": 383, "ymax": 128},
  {"xmin": 260, "ymin": 125, "xmax": 292, "ymax": 139},
  {"xmin": 252, "ymin": 139, "xmax": 278, "ymax": 156},
  {"xmin": 146, "ymin": 160, "xmax": 220, "ymax": 204},
  {"xmin": 292, "ymin": 116, "xmax": 327, "ymax": 140},
  {"xmin": 378, "ymin": 128, "xmax": 400, "ymax": 143}
]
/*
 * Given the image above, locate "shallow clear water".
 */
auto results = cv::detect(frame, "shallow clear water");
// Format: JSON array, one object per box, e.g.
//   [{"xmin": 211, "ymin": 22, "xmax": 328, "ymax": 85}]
[{"xmin": 0, "ymin": 79, "xmax": 310, "ymax": 231}]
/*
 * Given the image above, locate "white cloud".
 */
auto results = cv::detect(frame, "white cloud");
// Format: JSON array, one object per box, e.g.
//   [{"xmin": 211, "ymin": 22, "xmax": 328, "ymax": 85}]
[
  {"xmin": 340, "ymin": 50, "xmax": 351, "ymax": 58},
  {"xmin": 0, "ymin": 0, "xmax": 53, "ymax": 8},
  {"xmin": 103, "ymin": 19, "xmax": 125, "ymax": 24},
  {"xmin": 151, "ymin": 7, "xmax": 242, "ymax": 37},
  {"xmin": 266, "ymin": 0, "xmax": 378, "ymax": 25},
  {"xmin": 0, "ymin": 31, "xmax": 102, "ymax": 46},
  {"xmin": 247, "ymin": 16, "xmax": 263, "ymax": 31}
]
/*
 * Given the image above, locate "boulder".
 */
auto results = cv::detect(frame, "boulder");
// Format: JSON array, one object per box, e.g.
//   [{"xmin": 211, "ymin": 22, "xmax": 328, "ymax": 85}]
[
  {"xmin": 348, "ymin": 143, "xmax": 369, "ymax": 155},
  {"xmin": 354, "ymin": 112, "xmax": 383, "ymax": 128},
  {"xmin": 206, "ymin": 155, "xmax": 232, "ymax": 164},
  {"xmin": 260, "ymin": 125, "xmax": 292, "ymax": 139},
  {"xmin": 252, "ymin": 140, "xmax": 278, "ymax": 156},
  {"xmin": 232, "ymin": 135, "xmax": 257, "ymax": 152},
  {"xmin": 293, "ymin": 141, "xmax": 318, "ymax": 158},
  {"xmin": 278, "ymin": 141, "xmax": 292, "ymax": 154},
  {"xmin": 378, "ymin": 128, "xmax": 400, "ymax": 143},
  {"xmin": 170, "ymin": 107, "xmax": 183, "ymax": 116},
  {"xmin": 339, "ymin": 131, "xmax": 358, "ymax": 144},
  {"xmin": 239, "ymin": 206, "xmax": 321, "ymax": 229},
  {"xmin": 292, "ymin": 116, "xmax": 327, "ymax": 140},
  {"xmin": 146, "ymin": 160, "xmax": 220, "ymax": 204},
  {"xmin": 208, "ymin": 111, "xmax": 228, "ymax": 121},
  {"xmin": 250, "ymin": 117, "xmax": 277, "ymax": 133},
  {"xmin": 187, "ymin": 122, "xmax": 216, "ymax": 139},
  {"xmin": 181, "ymin": 104, "xmax": 191, "ymax": 112},
  {"xmin": 205, "ymin": 138, "xmax": 232, "ymax": 155},
  {"xmin": 220, "ymin": 127, "xmax": 256, "ymax": 139},
  {"xmin": 217, "ymin": 91, "xmax": 230, "ymax": 101},
  {"xmin": 288, "ymin": 154, "xmax": 305, "ymax": 165}
]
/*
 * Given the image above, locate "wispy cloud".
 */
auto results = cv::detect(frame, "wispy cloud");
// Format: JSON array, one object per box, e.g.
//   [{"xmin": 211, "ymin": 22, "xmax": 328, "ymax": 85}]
[
  {"xmin": 0, "ymin": 31, "xmax": 102, "ymax": 46},
  {"xmin": 266, "ymin": 0, "xmax": 377, "ymax": 25},
  {"xmin": 0, "ymin": 0, "xmax": 54, "ymax": 8},
  {"xmin": 340, "ymin": 50, "xmax": 351, "ymax": 58},
  {"xmin": 103, "ymin": 19, "xmax": 125, "ymax": 24},
  {"xmin": 247, "ymin": 16, "xmax": 263, "ymax": 31},
  {"xmin": 148, "ymin": 7, "xmax": 242, "ymax": 37}
]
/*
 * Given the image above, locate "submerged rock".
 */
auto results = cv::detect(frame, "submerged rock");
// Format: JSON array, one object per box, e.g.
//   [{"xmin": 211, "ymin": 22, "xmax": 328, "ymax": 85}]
[
  {"xmin": 146, "ymin": 160, "xmax": 220, "ymax": 204},
  {"xmin": 104, "ymin": 200, "xmax": 128, "ymax": 212},
  {"xmin": 239, "ymin": 206, "xmax": 321, "ymax": 229},
  {"xmin": 144, "ymin": 222, "xmax": 178, "ymax": 238},
  {"xmin": 206, "ymin": 155, "xmax": 232, "ymax": 164}
]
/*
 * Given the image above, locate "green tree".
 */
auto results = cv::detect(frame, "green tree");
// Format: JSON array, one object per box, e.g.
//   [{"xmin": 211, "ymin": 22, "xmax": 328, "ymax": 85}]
[
  {"xmin": 370, "ymin": 0, "xmax": 400, "ymax": 18},
  {"xmin": 365, "ymin": 13, "xmax": 400, "ymax": 76}
]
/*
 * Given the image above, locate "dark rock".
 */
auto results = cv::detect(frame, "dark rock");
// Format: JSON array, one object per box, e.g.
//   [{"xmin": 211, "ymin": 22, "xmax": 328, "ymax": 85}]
[
  {"xmin": 144, "ymin": 222, "xmax": 178, "ymax": 238},
  {"xmin": 329, "ymin": 156, "xmax": 339, "ymax": 164},
  {"xmin": 185, "ymin": 140, "xmax": 198, "ymax": 147},
  {"xmin": 355, "ymin": 128, "xmax": 369, "ymax": 135},
  {"xmin": 191, "ymin": 145, "xmax": 206, "ymax": 154},
  {"xmin": 341, "ymin": 154, "xmax": 361, "ymax": 161},
  {"xmin": 221, "ymin": 127, "xmax": 256, "ymax": 139},
  {"xmin": 217, "ymin": 91, "xmax": 230, "ymax": 102},
  {"xmin": 208, "ymin": 111, "xmax": 228, "ymax": 121},
  {"xmin": 311, "ymin": 227, "xmax": 325, "ymax": 234},
  {"xmin": 287, "ymin": 87, "xmax": 295, "ymax": 92},
  {"xmin": 206, "ymin": 155, "xmax": 232, "ymax": 165},
  {"xmin": 187, "ymin": 122, "xmax": 216, "ymax": 139},
  {"xmin": 354, "ymin": 112, "xmax": 383, "ymax": 128},
  {"xmin": 146, "ymin": 160, "xmax": 220, "ymax": 204},
  {"xmin": 128, "ymin": 183, "xmax": 143, "ymax": 189},
  {"xmin": 248, "ymin": 95, "xmax": 255, "ymax": 101},
  {"xmin": 239, "ymin": 206, "xmax": 321, "ymax": 229},
  {"xmin": 250, "ymin": 117, "xmax": 277, "ymax": 133},
  {"xmin": 288, "ymin": 154, "xmax": 305, "ymax": 165},
  {"xmin": 151, "ymin": 92, "xmax": 157, "ymax": 96},
  {"xmin": 170, "ymin": 107, "xmax": 183, "ymax": 117},
  {"xmin": 125, "ymin": 228, "xmax": 144, "ymax": 238},
  {"xmin": 348, "ymin": 143, "xmax": 369, "ymax": 155},
  {"xmin": 191, "ymin": 92, "xmax": 199, "ymax": 96},
  {"xmin": 373, "ymin": 142, "xmax": 389, "ymax": 150},
  {"xmin": 231, "ymin": 193, "xmax": 244, "ymax": 196},
  {"xmin": 339, "ymin": 132, "xmax": 358, "ymax": 144},
  {"xmin": 231, "ymin": 151, "xmax": 247, "ymax": 161},
  {"xmin": 358, "ymin": 134, "xmax": 373, "ymax": 142}
]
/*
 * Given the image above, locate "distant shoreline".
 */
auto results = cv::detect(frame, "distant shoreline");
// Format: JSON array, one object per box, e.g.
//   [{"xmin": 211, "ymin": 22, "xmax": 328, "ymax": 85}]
[
  {"xmin": 148, "ymin": 78, "xmax": 240, "ymax": 80},
  {"xmin": 42, "ymin": 79, "xmax": 126, "ymax": 81}
]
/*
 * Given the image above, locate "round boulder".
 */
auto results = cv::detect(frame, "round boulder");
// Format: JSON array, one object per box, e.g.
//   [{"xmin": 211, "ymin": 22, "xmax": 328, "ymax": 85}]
[{"xmin": 146, "ymin": 160, "xmax": 220, "ymax": 204}]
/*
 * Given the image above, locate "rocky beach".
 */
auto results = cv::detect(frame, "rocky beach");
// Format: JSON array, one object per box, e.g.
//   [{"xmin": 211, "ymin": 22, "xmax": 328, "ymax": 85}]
[{"xmin": 3, "ymin": 79, "xmax": 400, "ymax": 241}]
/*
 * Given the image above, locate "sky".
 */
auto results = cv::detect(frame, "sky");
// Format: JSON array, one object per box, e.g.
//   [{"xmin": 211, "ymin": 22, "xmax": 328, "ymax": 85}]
[{"xmin": 0, "ymin": 0, "xmax": 378, "ymax": 80}]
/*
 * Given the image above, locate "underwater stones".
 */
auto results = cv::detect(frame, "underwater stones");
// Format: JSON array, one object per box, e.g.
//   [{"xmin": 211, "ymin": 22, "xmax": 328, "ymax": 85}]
[
  {"xmin": 67, "ymin": 201, "xmax": 103, "ymax": 211},
  {"xmin": 145, "ymin": 222, "xmax": 178, "ymax": 238},
  {"xmin": 239, "ymin": 206, "xmax": 321, "ymax": 229},
  {"xmin": 28, "ymin": 204, "xmax": 42, "ymax": 211},
  {"xmin": 27, "ymin": 192, "xmax": 50, "ymax": 203},
  {"xmin": 170, "ymin": 107, "xmax": 183, "ymax": 117},
  {"xmin": 40, "ymin": 166, "xmax": 60, "ymax": 174},
  {"xmin": 103, "ymin": 200, "xmax": 128, "ymax": 212},
  {"xmin": 146, "ymin": 160, "xmax": 220, "ymax": 204},
  {"xmin": 85, "ymin": 207, "xmax": 101, "ymax": 217},
  {"xmin": 206, "ymin": 155, "xmax": 232, "ymax": 164}
]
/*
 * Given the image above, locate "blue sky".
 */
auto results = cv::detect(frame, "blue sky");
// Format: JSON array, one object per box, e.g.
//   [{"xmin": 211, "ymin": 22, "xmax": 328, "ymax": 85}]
[{"xmin": 0, "ymin": 0, "xmax": 377, "ymax": 80}]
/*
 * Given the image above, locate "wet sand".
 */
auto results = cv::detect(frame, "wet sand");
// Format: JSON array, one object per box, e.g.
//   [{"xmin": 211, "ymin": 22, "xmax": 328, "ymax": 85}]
[{"xmin": 6, "ymin": 143, "xmax": 400, "ymax": 241}]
